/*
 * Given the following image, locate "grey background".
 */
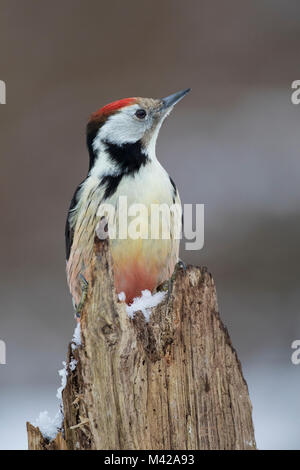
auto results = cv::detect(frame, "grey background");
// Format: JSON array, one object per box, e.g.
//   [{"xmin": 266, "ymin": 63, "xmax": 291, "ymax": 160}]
[{"xmin": 0, "ymin": 0, "xmax": 299, "ymax": 449}]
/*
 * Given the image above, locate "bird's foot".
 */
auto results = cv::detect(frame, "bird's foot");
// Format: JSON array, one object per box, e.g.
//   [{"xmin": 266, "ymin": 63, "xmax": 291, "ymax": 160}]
[
  {"xmin": 171, "ymin": 259, "xmax": 187, "ymax": 282},
  {"xmin": 157, "ymin": 260, "xmax": 186, "ymax": 302},
  {"xmin": 75, "ymin": 274, "xmax": 89, "ymax": 320},
  {"xmin": 157, "ymin": 278, "xmax": 173, "ymax": 301}
]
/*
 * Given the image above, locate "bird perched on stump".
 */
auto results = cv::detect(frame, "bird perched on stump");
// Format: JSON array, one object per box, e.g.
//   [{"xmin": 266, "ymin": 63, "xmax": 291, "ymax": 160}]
[{"xmin": 65, "ymin": 89, "xmax": 190, "ymax": 317}]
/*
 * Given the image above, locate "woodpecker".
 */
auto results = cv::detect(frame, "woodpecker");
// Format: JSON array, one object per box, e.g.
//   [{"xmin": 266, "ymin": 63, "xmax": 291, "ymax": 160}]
[{"xmin": 65, "ymin": 89, "xmax": 190, "ymax": 316}]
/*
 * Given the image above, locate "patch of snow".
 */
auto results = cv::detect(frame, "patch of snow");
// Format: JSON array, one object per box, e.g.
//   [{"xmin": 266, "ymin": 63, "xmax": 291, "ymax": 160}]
[
  {"xmin": 126, "ymin": 289, "xmax": 166, "ymax": 322},
  {"xmin": 71, "ymin": 322, "xmax": 81, "ymax": 351},
  {"xmin": 118, "ymin": 291, "xmax": 126, "ymax": 302},
  {"xmin": 56, "ymin": 361, "xmax": 68, "ymax": 401},
  {"xmin": 69, "ymin": 358, "xmax": 77, "ymax": 372},
  {"xmin": 246, "ymin": 439, "xmax": 255, "ymax": 447},
  {"xmin": 35, "ymin": 321, "xmax": 82, "ymax": 441},
  {"xmin": 35, "ymin": 410, "xmax": 63, "ymax": 441}
]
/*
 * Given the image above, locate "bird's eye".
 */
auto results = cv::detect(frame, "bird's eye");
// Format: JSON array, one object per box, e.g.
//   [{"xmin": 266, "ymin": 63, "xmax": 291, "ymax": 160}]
[{"xmin": 135, "ymin": 109, "xmax": 147, "ymax": 119}]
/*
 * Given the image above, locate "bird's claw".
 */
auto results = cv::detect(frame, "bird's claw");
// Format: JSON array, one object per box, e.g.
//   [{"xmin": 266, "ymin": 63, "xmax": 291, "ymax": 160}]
[
  {"xmin": 177, "ymin": 259, "xmax": 187, "ymax": 271},
  {"xmin": 157, "ymin": 279, "xmax": 173, "ymax": 302},
  {"xmin": 79, "ymin": 273, "xmax": 89, "ymax": 288},
  {"xmin": 75, "ymin": 274, "xmax": 89, "ymax": 319},
  {"xmin": 157, "ymin": 260, "xmax": 186, "ymax": 302},
  {"xmin": 171, "ymin": 259, "xmax": 186, "ymax": 282}
]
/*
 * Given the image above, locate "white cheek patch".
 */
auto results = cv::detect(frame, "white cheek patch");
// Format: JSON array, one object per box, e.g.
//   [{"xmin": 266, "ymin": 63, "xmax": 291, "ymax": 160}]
[
  {"xmin": 94, "ymin": 105, "xmax": 147, "ymax": 148},
  {"xmin": 146, "ymin": 108, "xmax": 172, "ymax": 159}
]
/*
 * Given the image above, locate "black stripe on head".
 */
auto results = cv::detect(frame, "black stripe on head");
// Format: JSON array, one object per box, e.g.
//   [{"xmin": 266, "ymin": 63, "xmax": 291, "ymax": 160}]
[{"xmin": 104, "ymin": 140, "xmax": 149, "ymax": 175}]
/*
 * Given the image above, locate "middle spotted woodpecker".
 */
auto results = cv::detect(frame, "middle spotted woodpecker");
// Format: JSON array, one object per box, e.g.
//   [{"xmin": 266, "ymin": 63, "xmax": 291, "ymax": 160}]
[{"xmin": 65, "ymin": 88, "xmax": 190, "ymax": 315}]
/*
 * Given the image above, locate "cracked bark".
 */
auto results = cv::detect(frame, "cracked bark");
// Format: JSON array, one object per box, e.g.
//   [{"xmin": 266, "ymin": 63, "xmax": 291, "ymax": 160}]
[{"xmin": 27, "ymin": 237, "xmax": 256, "ymax": 450}]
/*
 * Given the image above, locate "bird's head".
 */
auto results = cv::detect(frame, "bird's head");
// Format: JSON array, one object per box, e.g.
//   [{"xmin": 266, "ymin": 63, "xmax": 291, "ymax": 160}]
[{"xmin": 86, "ymin": 89, "xmax": 190, "ymax": 172}]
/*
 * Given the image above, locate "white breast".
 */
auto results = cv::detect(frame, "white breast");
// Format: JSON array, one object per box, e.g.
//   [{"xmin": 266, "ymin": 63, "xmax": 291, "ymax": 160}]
[{"xmin": 107, "ymin": 160, "xmax": 175, "ymax": 207}]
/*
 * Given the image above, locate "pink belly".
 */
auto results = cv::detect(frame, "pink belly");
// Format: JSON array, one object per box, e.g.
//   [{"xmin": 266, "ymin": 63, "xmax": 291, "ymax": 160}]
[{"xmin": 113, "ymin": 259, "xmax": 159, "ymax": 305}]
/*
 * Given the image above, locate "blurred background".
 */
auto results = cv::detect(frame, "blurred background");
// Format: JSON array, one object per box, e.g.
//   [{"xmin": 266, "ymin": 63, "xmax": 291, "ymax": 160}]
[{"xmin": 0, "ymin": 0, "xmax": 300, "ymax": 450}]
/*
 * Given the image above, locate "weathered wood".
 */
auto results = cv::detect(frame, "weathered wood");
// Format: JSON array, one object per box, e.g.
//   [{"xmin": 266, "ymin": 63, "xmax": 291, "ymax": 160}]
[
  {"xmin": 26, "ymin": 423, "xmax": 67, "ymax": 450},
  {"xmin": 27, "ymin": 237, "xmax": 256, "ymax": 450}
]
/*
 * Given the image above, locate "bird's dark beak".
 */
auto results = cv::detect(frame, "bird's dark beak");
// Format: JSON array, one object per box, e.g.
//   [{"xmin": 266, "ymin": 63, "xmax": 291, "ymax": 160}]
[{"xmin": 161, "ymin": 88, "xmax": 191, "ymax": 110}]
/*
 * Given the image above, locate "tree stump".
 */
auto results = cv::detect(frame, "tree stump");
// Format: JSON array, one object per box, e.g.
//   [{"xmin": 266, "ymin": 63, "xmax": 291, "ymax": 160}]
[{"xmin": 27, "ymin": 238, "xmax": 256, "ymax": 450}]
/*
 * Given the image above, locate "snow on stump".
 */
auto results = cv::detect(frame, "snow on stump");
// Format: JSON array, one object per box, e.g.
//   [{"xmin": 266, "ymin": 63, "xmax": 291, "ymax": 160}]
[{"xmin": 27, "ymin": 237, "xmax": 256, "ymax": 450}]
